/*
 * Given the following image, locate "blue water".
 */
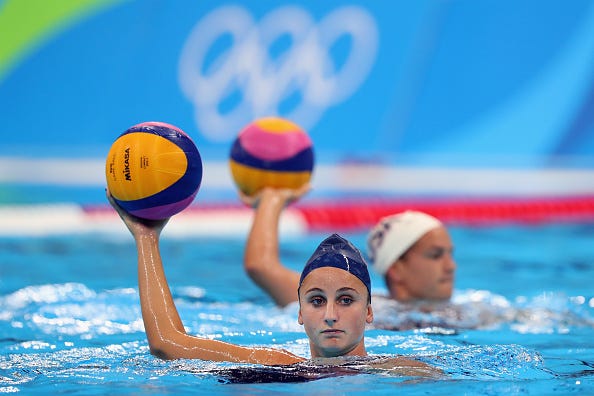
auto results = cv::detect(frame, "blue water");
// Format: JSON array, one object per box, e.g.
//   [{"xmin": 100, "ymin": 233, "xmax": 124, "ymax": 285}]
[{"xmin": 1, "ymin": 224, "xmax": 594, "ymax": 394}]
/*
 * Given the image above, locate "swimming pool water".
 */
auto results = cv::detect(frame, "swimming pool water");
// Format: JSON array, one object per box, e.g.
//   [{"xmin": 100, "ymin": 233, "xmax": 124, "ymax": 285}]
[{"xmin": 1, "ymin": 224, "xmax": 593, "ymax": 394}]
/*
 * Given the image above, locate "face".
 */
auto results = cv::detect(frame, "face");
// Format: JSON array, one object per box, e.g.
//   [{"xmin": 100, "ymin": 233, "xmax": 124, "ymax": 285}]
[
  {"xmin": 387, "ymin": 226, "xmax": 456, "ymax": 301},
  {"xmin": 298, "ymin": 267, "xmax": 373, "ymax": 358}
]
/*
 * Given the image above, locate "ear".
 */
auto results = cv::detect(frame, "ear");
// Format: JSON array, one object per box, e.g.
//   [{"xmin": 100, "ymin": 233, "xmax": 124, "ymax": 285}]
[
  {"xmin": 386, "ymin": 259, "xmax": 403, "ymax": 282},
  {"xmin": 298, "ymin": 308, "xmax": 304, "ymax": 325},
  {"xmin": 366, "ymin": 304, "xmax": 374, "ymax": 324}
]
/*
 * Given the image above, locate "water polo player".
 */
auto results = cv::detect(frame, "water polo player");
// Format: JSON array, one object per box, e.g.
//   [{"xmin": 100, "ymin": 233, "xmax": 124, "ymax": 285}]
[
  {"xmin": 242, "ymin": 187, "xmax": 456, "ymax": 307},
  {"xmin": 106, "ymin": 191, "xmax": 435, "ymax": 377},
  {"xmin": 367, "ymin": 210, "xmax": 456, "ymax": 302}
]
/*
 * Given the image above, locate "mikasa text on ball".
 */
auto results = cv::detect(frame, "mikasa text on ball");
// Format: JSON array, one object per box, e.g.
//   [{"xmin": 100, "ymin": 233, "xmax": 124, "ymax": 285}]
[
  {"xmin": 229, "ymin": 117, "xmax": 314, "ymax": 196},
  {"xmin": 105, "ymin": 121, "xmax": 202, "ymax": 220}
]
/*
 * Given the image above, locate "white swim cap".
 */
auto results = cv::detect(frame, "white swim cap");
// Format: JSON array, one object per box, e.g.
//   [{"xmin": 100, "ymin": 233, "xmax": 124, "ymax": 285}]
[{"xmin": 367, "ymin": 210, "xmax": 443, "ymax": 275}]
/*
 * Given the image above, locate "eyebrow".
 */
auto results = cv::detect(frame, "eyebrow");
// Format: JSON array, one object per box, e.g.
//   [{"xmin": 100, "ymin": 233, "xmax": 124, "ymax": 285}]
[
  {"xmin": 337, "ymin": 287, "xmax": 359, "ymax": 294},
  {"xmin": 417, "ymin": 243, "xmax": 453, "ymax": 251},
  {"xmin": 427, "ymin": 245, "xmax": 454, "ymax": 251},
  {"xmin": 303, "ymin": 287, "xmax": 359, "ymax": 295}
]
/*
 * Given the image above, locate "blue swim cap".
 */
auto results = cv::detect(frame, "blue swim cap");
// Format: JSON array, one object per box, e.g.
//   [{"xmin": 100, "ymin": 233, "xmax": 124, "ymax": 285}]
[{"xmin": 299, "ymin": 234, "xmax": 371, "ymax": 301}]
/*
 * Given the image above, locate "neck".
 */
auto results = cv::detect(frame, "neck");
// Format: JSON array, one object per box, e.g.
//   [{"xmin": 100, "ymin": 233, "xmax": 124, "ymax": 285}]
[{"xmin": 310, "ymin": 340, "xmax": 367, "ymax": 359}]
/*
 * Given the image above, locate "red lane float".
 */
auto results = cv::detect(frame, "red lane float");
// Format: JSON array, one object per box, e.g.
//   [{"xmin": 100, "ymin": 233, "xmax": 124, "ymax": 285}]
[
  {"xmin": 84, "ymin": 195, "xmax": 594, "ymax": 233},
  {"xmin": 296, "ymin": 195, "xmax": 594, "ymax": 230}
]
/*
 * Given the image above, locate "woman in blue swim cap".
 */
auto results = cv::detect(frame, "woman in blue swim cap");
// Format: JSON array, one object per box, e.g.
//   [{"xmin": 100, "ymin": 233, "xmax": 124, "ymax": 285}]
[
  {"xmin": 298, "ymin": 233, "xmax": 372, "ymax": 358},
  {"xmin": 107, "ymin": 190, "xmax": 434, "ymax": 375}
]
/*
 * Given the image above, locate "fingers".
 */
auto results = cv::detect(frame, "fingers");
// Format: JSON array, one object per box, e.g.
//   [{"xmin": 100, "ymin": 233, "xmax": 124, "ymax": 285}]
[
  {"xmin": 239, "ymin": 184, "xmax": 313, "ymax": 208},
  {"xmin": 105, "ymin": 188, "xmax": 136, "ymax": 224},
  {"xmin": 238, "ymin": 189, "xmax": 260, "ymax": 208},
  {"xmin": 283, "ymin": 183, "xmax": 311, "ymax": 205},
  {"xmin": 294, "ymin": 182, "xmax": 312, "ymax": 199},
  {"xmin": 105, "ymin": 187, "xmax": 170, "ymax": 235},
  {"xmin": 105, "ymin": 188, "xmax": 124, "ymax": 215}
]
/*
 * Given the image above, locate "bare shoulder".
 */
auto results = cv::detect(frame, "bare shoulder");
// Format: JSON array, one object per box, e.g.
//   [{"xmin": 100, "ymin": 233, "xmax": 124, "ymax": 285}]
[
  {"xmin": 367, "ymin": 356, "xmax": 441, "ymax": 378},
  {"xmin": 307, "ymin": 355, "xmax": 442, "ymax": 379}
]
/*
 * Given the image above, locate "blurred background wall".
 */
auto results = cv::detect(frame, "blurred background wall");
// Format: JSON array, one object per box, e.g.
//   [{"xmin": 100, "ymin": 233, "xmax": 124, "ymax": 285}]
[{"xmin": 1, "ymin": 0, "xmax": 594, "ymax": 204}]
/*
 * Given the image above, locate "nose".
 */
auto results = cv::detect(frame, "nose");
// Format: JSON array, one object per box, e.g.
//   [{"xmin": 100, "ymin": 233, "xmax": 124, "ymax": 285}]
[
  {"xmin": 445, "ymin": 252, "xmax": 456, "ymax": 272},
  {"xmin": 324, "ymin": 302, "xmax": 338, "ymax": 326}
]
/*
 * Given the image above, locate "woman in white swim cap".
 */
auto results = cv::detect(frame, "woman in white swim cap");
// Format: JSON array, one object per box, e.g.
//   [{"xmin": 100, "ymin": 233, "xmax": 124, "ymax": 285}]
[
  {"xmin": 242, "ymin": 187, "xmax": 455, "ymax": 306},
  {"xmin": 366, "ymin": 210, "xmax": 456, "ymax": 302}
]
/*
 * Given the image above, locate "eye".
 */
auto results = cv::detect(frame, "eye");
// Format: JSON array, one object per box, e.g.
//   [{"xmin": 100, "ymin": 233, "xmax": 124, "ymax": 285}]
[
  {"xmin": 426, "ymin": 248, "xmax": 446, "ymax": 260},
  {"xmin": 309, "ymin": 296, "xmax": 326, "ymax": 306},
  {"xmin": 338, "ymin": 295, "xmax": 354, "ymax": 305}
]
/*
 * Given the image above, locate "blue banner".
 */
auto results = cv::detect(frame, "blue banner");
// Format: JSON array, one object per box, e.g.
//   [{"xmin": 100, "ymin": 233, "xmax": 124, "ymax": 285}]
[{"xmin": 1, "ymin": 0, "xmax": 594, "ymax": 168}]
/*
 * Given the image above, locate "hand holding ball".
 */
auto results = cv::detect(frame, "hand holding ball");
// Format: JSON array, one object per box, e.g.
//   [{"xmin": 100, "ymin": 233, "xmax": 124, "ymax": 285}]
[
  {"xmin": 229, "ymin": 117, "xmax": 314, "ymax": 196},
  {"xmin": 105, "ymin": 122, "xmax": 202, "ymax": 220}
]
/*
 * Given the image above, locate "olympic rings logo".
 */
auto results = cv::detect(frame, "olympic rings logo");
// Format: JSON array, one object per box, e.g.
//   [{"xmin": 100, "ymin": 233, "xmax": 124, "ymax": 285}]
[{"xmin": 178, "ymin": 5, "xmax": 379, "ymax": 141}]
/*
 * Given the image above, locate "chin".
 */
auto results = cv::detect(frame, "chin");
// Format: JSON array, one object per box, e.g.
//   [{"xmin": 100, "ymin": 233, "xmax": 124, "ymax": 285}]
[
  {"xmin": 428, "ymin": 292, "xmax": 451, "ymax": 302},
  {"xmin": 318, "ymin": 344, "xmax": 347, "ymax": 358}
]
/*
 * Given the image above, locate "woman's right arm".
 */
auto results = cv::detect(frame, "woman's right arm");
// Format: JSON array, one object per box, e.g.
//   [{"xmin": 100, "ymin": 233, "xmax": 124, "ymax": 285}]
[
  {"xmin": 134, "ymin": 231, "xmax": 302, "ymax": 364},
  {"xmin": 107, "ymin": 191, "xmax": 304, "ymax": 365}
]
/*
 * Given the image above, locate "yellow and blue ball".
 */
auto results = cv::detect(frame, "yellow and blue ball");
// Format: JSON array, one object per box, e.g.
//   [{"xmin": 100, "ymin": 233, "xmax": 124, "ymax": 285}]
[
  {"xmin": 105, "ymin": 121, "xmax": 202, "ymax": 220},
  {"xmin": 229, "ymin": 117, "xmax": 314, "ymax": 196}
]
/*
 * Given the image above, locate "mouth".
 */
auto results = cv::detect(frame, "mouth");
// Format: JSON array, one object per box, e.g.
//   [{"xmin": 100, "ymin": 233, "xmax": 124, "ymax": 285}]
[{"xmin": 321, "ymin": 329, "xmax": 344, "ymax": 335}]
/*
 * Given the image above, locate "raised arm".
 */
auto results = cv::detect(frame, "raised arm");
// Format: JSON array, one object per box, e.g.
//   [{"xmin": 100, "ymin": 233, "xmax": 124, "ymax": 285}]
[
  {"xmin": 107, "ymin": 191, "xmax": 303, "ymax": 365},
  {"xmin": 240, "ymin": 185, "xmax": 310, "ymax": 307}
]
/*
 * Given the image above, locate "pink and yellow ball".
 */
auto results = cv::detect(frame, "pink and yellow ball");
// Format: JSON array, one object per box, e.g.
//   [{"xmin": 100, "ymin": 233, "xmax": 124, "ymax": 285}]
[
  {"xmin": 229, "ymin": 117, "xmax": 314, "ymax": 196},
  {"xmin": 105, "ymin": 121, "xmax": 203, "ymax": 220}
]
